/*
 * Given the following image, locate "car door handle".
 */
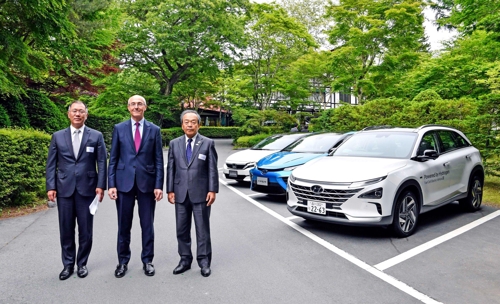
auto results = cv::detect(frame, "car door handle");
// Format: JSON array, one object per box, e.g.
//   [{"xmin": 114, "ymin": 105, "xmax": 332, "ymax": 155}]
[
  {"xmin": 443, "ymin": 162, "xmax": 450, "ymax": 166},
  {"xmin": 465, "ymin": 154, "xmax": 472, "ymax": 159}
]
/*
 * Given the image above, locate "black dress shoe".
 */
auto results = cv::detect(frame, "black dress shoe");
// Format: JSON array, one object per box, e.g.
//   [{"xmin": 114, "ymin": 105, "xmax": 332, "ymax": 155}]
[
  {"xmin": 115, "ymin": 264, "xmax": 128, "ymax": 278},
  {"xmin": 143, "ymin": 262, "xmax": 155, "ymax": 276},
  {"xmin": 173, "ymin": 264, "xmax": 191, "ymax": 275},
  {"xmin": 59, "ymin": 266, "xmax": 74, "ymax": 280},
  {"xmin": 77, "ymin": 266, "xmax": 88, "ymax": 278},
  {"xmin": 201, "ymin": 266, "xmax": 211, "ymax": 277}
]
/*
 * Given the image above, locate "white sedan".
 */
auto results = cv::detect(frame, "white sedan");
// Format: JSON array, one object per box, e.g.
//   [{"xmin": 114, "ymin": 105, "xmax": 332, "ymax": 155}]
[{"xmin": 223, "ymin": 133, "xmax": 308, "ymax": 182}]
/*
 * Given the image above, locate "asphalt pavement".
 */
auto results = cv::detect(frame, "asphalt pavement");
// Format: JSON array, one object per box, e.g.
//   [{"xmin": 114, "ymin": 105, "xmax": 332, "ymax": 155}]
[{"xmin": 1, "ymin": 139, "xmax": 499, "ymax": 304}]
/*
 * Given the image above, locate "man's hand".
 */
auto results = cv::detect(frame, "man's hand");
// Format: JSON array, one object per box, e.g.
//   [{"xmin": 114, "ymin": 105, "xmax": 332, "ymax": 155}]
[
  {"xmin": 47, "ymin": 190, "xmax": 57, "ymax": 202},
  {"xmin": 206, "ymin": 192, "xmax": 216, "ymax": 206},
  {"xmin": 154, "ymin": 189, "xmax": 163, "ymax": 201},
  {"xmin": 168, "ymin": 192, "xmax": 175, "ymax": 204},
  {"xmin": 96, "ymin": 188, "xmax": 104, "ymax": 202},
  {"xmin": 108, "ymin": 187, "xmax": 118, "ymax": 200}
]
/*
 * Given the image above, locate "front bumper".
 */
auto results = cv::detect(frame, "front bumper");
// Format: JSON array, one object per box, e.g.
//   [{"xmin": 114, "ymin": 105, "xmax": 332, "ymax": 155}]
[{"xmin": 250, "ymin": 169, "xmax": 290, "ymax": 195}]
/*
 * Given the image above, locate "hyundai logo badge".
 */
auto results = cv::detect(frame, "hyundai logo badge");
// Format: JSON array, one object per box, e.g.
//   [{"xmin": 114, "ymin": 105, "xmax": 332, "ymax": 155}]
[
  {"xmin": 311, "ymin": 185, "xmax": 323, "ymax": 193},
  {"xmin": 232, "ymin": 164, "xmax": 237, "ymax": 169},
  {"xmin": 262, "ymin": 169, "xmax": 268, "ymax": 174}
]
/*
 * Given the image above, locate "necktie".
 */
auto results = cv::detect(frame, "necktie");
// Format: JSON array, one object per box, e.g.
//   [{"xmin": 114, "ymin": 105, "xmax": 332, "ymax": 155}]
[
  {"xmin": 73, "ymin": 130, "xmax": 81, "ymax": 158},
  {"xmin": 186, "ymin": 138, "xmax": 193, "ymax": 162},
  {"xmin": 134, "ymin": 122, "xmax": 141, "ymax": 152}
]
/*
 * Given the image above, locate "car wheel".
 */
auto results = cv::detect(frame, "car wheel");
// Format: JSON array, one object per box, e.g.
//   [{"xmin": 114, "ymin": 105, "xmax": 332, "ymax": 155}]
[
  {"xmin": 392, "ymin": 191, "xmax": 419, "ymax": 238},
  {"xmin": 459, "ymin": 174, "xmax": 483, "ymax": 212}
]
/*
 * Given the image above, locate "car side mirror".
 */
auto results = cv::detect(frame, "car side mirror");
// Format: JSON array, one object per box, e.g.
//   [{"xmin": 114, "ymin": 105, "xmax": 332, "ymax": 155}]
[{"xmin": 411, "ymin": 149, "xmax": 439, "ymax": 162}]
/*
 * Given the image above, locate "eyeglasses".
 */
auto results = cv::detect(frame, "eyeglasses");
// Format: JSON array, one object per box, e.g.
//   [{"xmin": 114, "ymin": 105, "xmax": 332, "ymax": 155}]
[
  {"xmin": 70, "ymin": 109, "xmax": 86, "ymax": 114},
  {"xmin": 129, "ymin": 102, "xmax": 145, "ymax": 107}
]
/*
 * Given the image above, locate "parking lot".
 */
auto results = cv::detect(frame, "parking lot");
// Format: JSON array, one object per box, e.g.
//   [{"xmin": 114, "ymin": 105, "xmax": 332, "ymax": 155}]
[{"xmin": 0, "ymin": 138, "xmax": 499, "ymax": 304}]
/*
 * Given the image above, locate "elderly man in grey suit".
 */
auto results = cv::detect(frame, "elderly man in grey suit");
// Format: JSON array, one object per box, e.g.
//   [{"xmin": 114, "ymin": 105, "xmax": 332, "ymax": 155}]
[
  {"xmin": 167, "ymin": 110, "xmax": 219, "ymax": 277},
  {"xmin": 46, "ymin": 101, "xmax": 107, "ymax": 280}
]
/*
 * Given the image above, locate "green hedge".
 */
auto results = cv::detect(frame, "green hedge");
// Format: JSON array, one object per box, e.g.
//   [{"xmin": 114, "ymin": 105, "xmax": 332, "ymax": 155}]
[
  {"xmin": 0, "ymin": 105, "xmax": 10, "ymax": 127},
  {"xmin": 0, "ymin": 129, "xmax": 51, "ymax": 209},
  {"xmin": 234, "ymin": 133, "xmax": 272, "ymax": 149},
  {"xmin": 20, "ymin": 90, "xmax": 67, "ymax": 133},
  {"xmin": 161, "ymin": 127, "xmax": 239, "ymax": 146},
  {"xmin": 86, "ymin": 113, "xmax": 125, "ymax": 148}
]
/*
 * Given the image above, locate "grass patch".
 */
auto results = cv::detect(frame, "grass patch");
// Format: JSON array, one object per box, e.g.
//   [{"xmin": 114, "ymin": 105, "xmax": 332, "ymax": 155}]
[
  {"xmin": 0, "ymin": 199, "xmax": 48, "ymax": 219},
  {"xmin": 483, "ymin": 175, "xmax": 500, "ymax": 208}
]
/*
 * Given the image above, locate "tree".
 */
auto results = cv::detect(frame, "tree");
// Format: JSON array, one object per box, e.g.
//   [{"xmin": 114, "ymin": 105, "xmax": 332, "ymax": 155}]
[
  {"xmin": 238, "ymin": 3, "xmax": 317, "ymax": 110},
  {"xmin": 325, "ymin": 0, "xmax": 428, "ymax": 102},
  {"xmin": 277, "ymin": 0, "xmax": 332, "ymax": 49},
  {"xmin": 0, "ymin": 0, "xmax": 74, "ymax": 96}
]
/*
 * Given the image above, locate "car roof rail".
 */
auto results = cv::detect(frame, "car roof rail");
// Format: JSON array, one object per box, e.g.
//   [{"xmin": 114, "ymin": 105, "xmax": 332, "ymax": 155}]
[
  {"xmin": 362, "ymin": 125, "xmax": 393, "ymax": 131},
  {"xmin": 417, "ymin": 124, "xmax": 451, "ymax": 130}
]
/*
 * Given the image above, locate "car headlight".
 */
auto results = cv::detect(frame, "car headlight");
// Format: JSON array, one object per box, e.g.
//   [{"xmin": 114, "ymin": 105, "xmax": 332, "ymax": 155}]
[
  {"xmin": 243, "ymin": 162, "xmax": 256, "ymax": 170},
  {"xmin": 289, "ymin": 173, "xmax": 296, "ymax": 183},
  {"xmin": 350, "ymin": 176, "xmax": 387, "ymax": 188},
  {"xmin": 358, "ymin": 187, "xmax": 383, "ymax": 199},
  {"xmin": 284, "ymin": 165, "xmax": 300, "ymax": 171}
]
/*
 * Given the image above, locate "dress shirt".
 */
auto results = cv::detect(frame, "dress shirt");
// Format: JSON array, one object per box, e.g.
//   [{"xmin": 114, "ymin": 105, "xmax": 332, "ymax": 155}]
[
  {"xmin": 70, "ymin": 125, "xmax": 85, "ymax": 144},
  {"xmin": 185, "ymin": 133, "xmax": 198, "ymax": 151}
]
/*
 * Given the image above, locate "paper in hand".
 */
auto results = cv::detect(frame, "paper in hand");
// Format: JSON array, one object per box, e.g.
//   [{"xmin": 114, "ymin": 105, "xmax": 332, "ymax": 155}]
[{"xmin": 89, "ymin": 195, "xmax": 99, "ymax": 215}]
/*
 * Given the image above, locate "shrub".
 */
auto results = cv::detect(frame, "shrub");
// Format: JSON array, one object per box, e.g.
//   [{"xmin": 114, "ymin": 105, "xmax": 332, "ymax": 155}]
[
  {"xmin": 0, "ymin": 105, "xmax": 10, "ymax": 127},
  {"xmin": 86, "ymin": 113, "xmax": 124, "ymax": 148},
  {"xmin": 0, "ymin": 95, "xmax": 30, "ymax": 127},
  {"xmin": 20, "ymin": 90, "xmax": 67, "ymax": 133},
  {"xmin": 0, "ymin": 129, "xmax": 51, "ymax": 209},
  {"xmin": 234, "ymin": 133, "xmax": 273, "ymax": 149},
  {"xmin": 161, "ymin": 127, "xmax": 239, "ymax": 146}
]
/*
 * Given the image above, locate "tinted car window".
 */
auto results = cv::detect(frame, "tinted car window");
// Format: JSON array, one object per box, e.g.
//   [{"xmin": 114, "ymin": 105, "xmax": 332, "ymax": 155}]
[
  {"xmin": 417, "ymin": 132, "xmax": 438, "ymax": 155},
  {"xmin": 283, "ymin": 133, "xmax": 344, "ymax": 153},
  {"xmin": 334, "ymin": 132, "xmax": 417, "ymax": 158},
  {"xmin": 252, "ymin": 134, "xmax": 303, "ymax": 150}
]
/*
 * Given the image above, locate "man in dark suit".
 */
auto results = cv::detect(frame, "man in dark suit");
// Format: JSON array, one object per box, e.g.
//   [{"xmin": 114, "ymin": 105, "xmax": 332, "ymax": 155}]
[
  {"xmin": 46, "ymin": 101, "xmax": 107, "ymax": 280},
  {"xmin": 167, "ymin": 110, "xmax": 219, "ymax": 277},
  {"xmin": 108, "ymin": 95, "xmax": 164, "ymax": 278}
]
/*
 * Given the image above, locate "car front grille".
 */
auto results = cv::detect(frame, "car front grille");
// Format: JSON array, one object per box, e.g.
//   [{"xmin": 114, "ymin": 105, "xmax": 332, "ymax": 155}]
[
  {"xmin": 226, "ymin": 163, "xmax": 246, "ymax": 170},
  {"xmin": 290, "ymin": 182, "xmax": 362, "ymax": 207}
]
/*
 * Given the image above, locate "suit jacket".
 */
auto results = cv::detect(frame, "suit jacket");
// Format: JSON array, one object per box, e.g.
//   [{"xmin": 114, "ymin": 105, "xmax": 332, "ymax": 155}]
[
  {"xmin": 46, "ymin": 126, "xmax": 107, "ymax": 197},
  {"xmin": 108, "ymin": 119, "xmax": 164, "ymax": 193},
  {"xmin": 167, "ymin": 134, "xmax": 219, "ymax": 203}
]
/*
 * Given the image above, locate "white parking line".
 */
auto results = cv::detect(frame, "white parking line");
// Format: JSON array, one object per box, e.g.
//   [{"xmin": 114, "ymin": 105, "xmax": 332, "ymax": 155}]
[
  {"xmin": 375, "ymin": 210, "xmax": 500, "ymax": 271},
  {"xmin": 220, "ymin": 178, "xmax": 441, "ymax": 304},
  {"xmin": 286, "ymin": 215, "xmax": 301, "ymax": 221},
  {"xmin": 247, "ymin": 193, "xmax": 262, "ymax": 197}
]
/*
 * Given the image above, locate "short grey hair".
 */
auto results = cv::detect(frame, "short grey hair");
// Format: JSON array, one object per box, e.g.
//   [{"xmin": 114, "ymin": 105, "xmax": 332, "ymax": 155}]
[
  {"xmin": 68, "ymin": 101, "xmax": 88, "ymax": 114},
  {"xmin": 128, "ymin": 95, "xmax": 147, "ymax": 106},
  {"xmin": 180, "ymin": 110, "xmax": 201, "ymax": 124}
]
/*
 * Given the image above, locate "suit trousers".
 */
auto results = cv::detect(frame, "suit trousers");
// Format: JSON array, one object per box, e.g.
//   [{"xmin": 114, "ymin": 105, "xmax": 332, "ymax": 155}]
[
  {"xmin": 175, "ymin": 193, "xmax": 212, "ymax": 267},
  {"xmin": 115, "ymin": 182, "xmax": 156, "ymax": 264},
  {"xmin": 57, "ymin": 191, "xmax": 94, "ymax": 267}
]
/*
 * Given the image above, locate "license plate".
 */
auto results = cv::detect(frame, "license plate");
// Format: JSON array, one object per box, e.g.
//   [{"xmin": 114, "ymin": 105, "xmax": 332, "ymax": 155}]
[
  {"xmin": 229, "ymin": 170, "xmax": 238, "ymax": 178},
  {"xmin": 256, "ymin": 177, "xmax": 268, "ymax": 186},
  {"xmin": 307, "ymin": 201, "xmax": 326, "ymax": 215}
]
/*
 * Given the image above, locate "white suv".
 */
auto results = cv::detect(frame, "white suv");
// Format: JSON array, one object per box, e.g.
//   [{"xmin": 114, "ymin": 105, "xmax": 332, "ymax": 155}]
[{"xmin": 287, "ymin": 125, "xmax": 484, "ymax": 237}]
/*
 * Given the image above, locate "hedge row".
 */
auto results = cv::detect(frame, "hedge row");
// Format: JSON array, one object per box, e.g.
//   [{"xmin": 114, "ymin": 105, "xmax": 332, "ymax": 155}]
[
  {"xmin": 0, "ymin": 129, "xmax": 51, "ymax": 209},
  {"xmin": 233, "ymin": 133, "xmax": 271, "ymax": 149},
  {"xmin": 161, "ymin": 127, "xmax": 239, "ymax": 146}
]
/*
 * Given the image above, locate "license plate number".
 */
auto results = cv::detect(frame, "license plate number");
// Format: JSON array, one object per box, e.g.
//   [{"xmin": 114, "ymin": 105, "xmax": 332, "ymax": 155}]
[
  {"xmin": 307, "ymin": 201, "xmax": 326, "ymax": 215},
  {"xmin": 229, "ymin": 170, "xmax": 238, "ymax": 177},
  {"xmin": 256, "ymin": 177, "xmax": 268, "ymax": 186}
]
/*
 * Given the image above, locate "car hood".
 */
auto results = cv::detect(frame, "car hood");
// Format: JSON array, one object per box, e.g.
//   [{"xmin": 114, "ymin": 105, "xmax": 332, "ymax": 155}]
[
  {"xmin": 226, "ymin": 149, "xmax": 278, "ymax": 164},
  {"xmin": 292, "ymin": 156, "xmax": 409, "ymax": 182},
  {"xmin": 257, "ymin": 152, "xmax": 326, "ymax": 169}
]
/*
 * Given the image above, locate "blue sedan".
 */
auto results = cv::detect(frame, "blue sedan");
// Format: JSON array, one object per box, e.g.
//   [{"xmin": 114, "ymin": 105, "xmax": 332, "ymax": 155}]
[{"xmin": 250, "ymin": 132, "xmax": 353, "ymax": 195}]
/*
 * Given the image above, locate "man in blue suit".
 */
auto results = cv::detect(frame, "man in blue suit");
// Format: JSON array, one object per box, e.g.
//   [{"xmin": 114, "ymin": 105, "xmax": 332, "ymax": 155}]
[
  {"xmin": 167, "ymin": 110, "xmax": 219, "ymax": 277},
  {"xmin": 46, "ymin": 101, "xmax": 107, "ymax": 280},
  {"xmin": 108, "ymin": 95, "xmax": 164, "ymax": 278}
]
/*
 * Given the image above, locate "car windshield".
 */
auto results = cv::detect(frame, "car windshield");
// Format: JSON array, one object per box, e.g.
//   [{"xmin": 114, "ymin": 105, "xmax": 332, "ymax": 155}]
[
  {"xmin": 283, "ymin": 133, "xmax": 344, "ymax": 153},
  {"xmin": 334, "ymin": 132, "xmax": 417, "ymax": 159},
  {"xmin": 252, "ymin": 134, "xmax": 304, "ymax": 150}
]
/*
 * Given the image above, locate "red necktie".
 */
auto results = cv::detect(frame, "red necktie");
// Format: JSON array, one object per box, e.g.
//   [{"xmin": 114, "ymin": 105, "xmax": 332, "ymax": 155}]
[{"xmin": 135, "ymin": 122, "xmax": 141, "ymax": 152}]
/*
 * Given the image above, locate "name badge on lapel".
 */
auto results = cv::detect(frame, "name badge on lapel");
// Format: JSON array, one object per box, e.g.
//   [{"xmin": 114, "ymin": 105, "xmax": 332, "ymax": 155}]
[
  {"xmin": 86, "ymin": 147, "xmax": 94, "ymax": 153},
  {"xmin": 198, "ymin": 154, "xmax": 207, "ymax": 161}
]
